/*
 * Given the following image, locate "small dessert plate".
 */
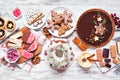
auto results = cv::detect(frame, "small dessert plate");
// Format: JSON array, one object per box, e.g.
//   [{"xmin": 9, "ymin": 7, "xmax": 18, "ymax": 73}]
[
  {"xmin": 8, "ymin": 7, "xmax": 22, "ymax": 20},
  {"xmin": 22, "ymin": 7, "xmax": 46, "ymax": 30},
  {"xmin": 45, "ymin": 7, "xmax": 76, "ymax": 37}
]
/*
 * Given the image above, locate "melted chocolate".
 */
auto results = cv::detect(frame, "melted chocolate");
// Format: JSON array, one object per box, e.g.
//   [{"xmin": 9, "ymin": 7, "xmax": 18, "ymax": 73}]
[{"xmin": 77, "ymin": 10, "xmax": 113, "ymax": 46}]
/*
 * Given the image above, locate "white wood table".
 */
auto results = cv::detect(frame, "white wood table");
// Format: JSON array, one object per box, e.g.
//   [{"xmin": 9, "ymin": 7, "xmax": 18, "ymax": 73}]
[{"xmin": 0, "ymin": 0, "xmax": 120, "ymax": 80}]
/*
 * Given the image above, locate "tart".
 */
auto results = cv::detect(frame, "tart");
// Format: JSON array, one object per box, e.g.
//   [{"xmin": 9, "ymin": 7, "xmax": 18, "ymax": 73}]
[
  {"xmin": 0, "ymin": 17, "xmax": 5, "ymax": 29},
  {"xmin": 76, "ymin": 9, "xmax": 115, "ymax": 47},
  {"xmin": 0, "ymin": 29, "xmax": 6, "ymax": 40},
  {"xmin": 5, "ymin": 20, "xmax": 16, "ymax": 32}
]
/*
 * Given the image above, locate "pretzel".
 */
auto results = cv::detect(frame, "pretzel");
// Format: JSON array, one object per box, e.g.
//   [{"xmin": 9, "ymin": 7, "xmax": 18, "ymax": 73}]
[
  {"xmin": 110, "ymin": 45, "xmax": 117, "ymax": 58},
  {"xmin": 31, "ymin": 56, "xmax": 41, "ymax": 65}
]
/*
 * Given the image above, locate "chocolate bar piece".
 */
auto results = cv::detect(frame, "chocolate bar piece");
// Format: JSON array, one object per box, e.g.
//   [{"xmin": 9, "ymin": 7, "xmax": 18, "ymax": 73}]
[
  {"xmin": 104, "ymin": 58, "xmax": 111, "ymax": 63},
  {"xmin": 105, "ymin": 63, "xmax": 111, "ymax": 68},
  {"xmin": 116, "ymin": 42, "xmax": 120, "ymax": 55},
  {"xmin": 103, "ymin": 48, "xmax": 109, "ymax": 58}
]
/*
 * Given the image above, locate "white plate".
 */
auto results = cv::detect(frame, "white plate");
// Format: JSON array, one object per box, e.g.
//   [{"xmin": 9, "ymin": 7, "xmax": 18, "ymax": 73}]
[
  {"xmin": 46, "ymin": 7, "xmax": 76, "ymax": 37},
  {"xmin": 22, "ymin": 7, "xmax": 45, "ymax": 30}
]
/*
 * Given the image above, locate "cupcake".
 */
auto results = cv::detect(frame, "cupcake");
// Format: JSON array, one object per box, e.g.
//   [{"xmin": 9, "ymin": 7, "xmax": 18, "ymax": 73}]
[
  {"xmin": 44, "ymin": 39, "xmax": 74, "ymax": 72},
  {"xmin": 0, "ymin": 17, "xmax": 5, "ymax": 29},
  {"xmin": 0, "ymin": 29, "xmax": 6, "ymax": 40},
  {"xmin": 5, "ymin": 20, "xmax": 16, "ymax": 32}
]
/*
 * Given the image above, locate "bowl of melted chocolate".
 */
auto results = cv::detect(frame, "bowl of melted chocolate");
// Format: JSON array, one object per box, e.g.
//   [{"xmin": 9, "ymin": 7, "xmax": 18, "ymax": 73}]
[{"xmin": 76, "ymin": 9, "xmax": 115, "ymax": 47}]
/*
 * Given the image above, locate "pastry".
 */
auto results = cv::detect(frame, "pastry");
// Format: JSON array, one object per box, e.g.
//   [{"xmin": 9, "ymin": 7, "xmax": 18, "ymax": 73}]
[
  {"xmin": 62, "ymin": 10, "xmax": 72, "ymax": 25},
  {"xmin": 26, "ymin": 32, "xmax": 35, "ymax": 44},
  {"xmin": 51, "ymin": 10, "xmax": 64, "ymax": 24},
  {"xmin": 27, "ymin": 40, "xmax": 38, "ymax": 52},
  {"xmin": 45, "ymin": 39, "xmax": 74, "ymax": 72},
  {"xmin": 116, "ymin": 42, "xmax": 120, "ymax": 55},
  {"xmin": 21, "ymin": 49, "xmax": 33, "ymax": 59},
  {"xmin": 20, "ymin": 27, "xmax": 31, "ymax": 43},
  {"xmin": 110, "ymin": 45, "xmax": 117, "ymax": 58},
  {"xmin": 0, "ymin": 29, "xmax": 6, "ymax": 40},
  {"xmin": 96, "ymin": 49, "xmax": 103, "ymax": 61},
  {"xmin": 58, "ymin": 23, "xmax": 73, "ymax": 36},
  {"xmin": 76, "ymin": 9, "xmax": 114, "ymax": 47},
  {"xmin": 31, "ymin": 56, "xmax": 41, "ymax": 65},
  {"xmin": 0, "ymin": 17, "xmax": 5, "ymax": 29},
  {"xmin": 99, "ymin": 62, "xmax": 105, "ymax": 67},
  {"xmin": 32, "ymin": 43, "xmax": 42, "ymax": 57},
  {"xmin": 113, "ymin": 58, "xmax": 119, "ymax": 64},
  {"xmin": 27, "ymin": 12, "xmax": 44, "ymax": 25},
  {"xmin": 46, "ymin": 19, "xmax": 60, "ymax": 32},
  {"xmin": 46, "ymin": 9, "xmax": 73, "ymax": 36},
  {"xmin": 5, "ymin": 20, "xmax": 16, "ymax": 32},
  {"xmin": 6, "ymin": 32, "xmax": 23, "ymax": 48}
]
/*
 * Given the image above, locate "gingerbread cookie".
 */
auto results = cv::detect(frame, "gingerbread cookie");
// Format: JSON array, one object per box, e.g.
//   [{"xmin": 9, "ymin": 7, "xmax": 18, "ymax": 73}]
[
  {"xmin": 51, "ymin": 10, "xmax": 64, "ymax": 24},
  {"xmin": 58, "ymin": 23, "xmax": 73, "ymax": 36},
  {"xmin": 46, "ymin": 20, "xmax": 60, "ymax": 32},
  {"xmin": 45, "ymin": 8, "xmax": 73, "ymax": 36},
  {"xmin": 62, "ymin": 10, "xmax": 72, "ymax": 25}
]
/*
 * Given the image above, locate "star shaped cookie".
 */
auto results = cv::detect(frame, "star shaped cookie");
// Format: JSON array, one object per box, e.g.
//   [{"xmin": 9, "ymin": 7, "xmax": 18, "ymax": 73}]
[{"xmin": 94, "ymin": 23, "xmax": 106, "ymax": 35}]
